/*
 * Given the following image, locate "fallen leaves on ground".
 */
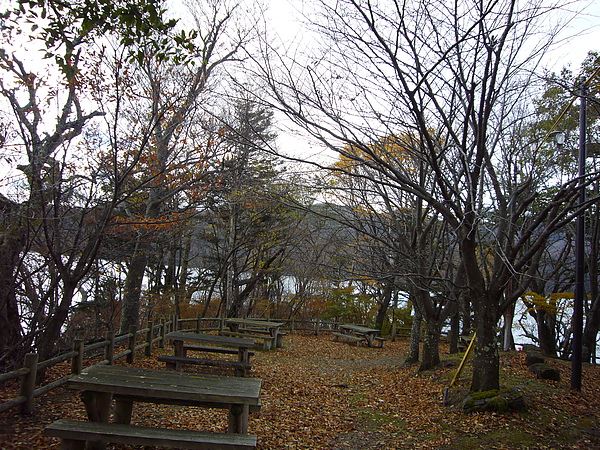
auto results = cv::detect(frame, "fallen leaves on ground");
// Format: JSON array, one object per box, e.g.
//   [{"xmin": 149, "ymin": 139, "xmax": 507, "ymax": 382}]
[{"xmin": 1, "ymin": 333, "xmax": 600, "ymax": 449}]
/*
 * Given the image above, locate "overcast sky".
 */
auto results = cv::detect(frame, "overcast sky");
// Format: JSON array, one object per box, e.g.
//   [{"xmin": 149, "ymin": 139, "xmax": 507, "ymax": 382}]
[
  {"xmin": 261, "ymin": 0, "xmax": 600, "ymax": 164},
  {"xmin": 548, "ymin": 0, "xmax": 600, "ymax": 69}
]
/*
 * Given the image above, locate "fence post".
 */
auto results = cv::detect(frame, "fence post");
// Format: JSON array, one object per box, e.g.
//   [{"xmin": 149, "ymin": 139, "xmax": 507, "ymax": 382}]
[
  {"xmin": 105, "ymin": 330, "xmax": 115, "ymax": 365},
  {"xmin": 391, "ymin": 323, "xmax": 397, "ymax": 342},
  {"xmin": 172, "ymin": 314, "xmax": 178, "ymax": 331},
  {"xmin": 20, "ymin": 353, "xmax": 38, "ymax": 415},
  {"xmin": 71, "ymin": 339, "xmax": 84, "ymax": 374},
  {"xmin": 127, "ymin": 325, "xmax": 137, "ymax": 364},
  {"xmin": 145, "ymin": 321, "xmax": 153, "ymax": 356},
  {"xmin": 159, "ymin": 318, "xmax": 166, "ymax": 348},
  {"xmin": 196, "ymin": 312, "xmax": 202, "ymax": 333}
]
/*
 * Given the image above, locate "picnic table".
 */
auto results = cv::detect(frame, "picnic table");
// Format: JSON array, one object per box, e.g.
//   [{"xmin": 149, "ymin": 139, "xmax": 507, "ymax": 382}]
[
  {"xmin": 333, "ymin": 324, "xmax": 385, "ymax": 348},
  {"xmin": 161, "ymin": 331, "xmax": 255, "ymax": 376},
  {"xmin": 223, "ymin": 318, "xmax": 285, "ymax": 350},
  {"xmin": 51, "ymin": 365, "xmax": 261, "ymax": 449}
]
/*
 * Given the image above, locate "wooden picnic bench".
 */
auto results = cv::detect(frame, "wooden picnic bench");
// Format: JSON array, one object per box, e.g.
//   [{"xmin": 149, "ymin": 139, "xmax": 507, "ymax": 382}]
[
  {"xmin": 44, "ymin": 419, "xmax": 257, "ymax": 450},
  {"xmin": 58, "ymin": 365, "xmax": 261, "ymax": 450},
  {"xmin": 332, "ymin": 332, "xmax": 366, "ymax": 346},
  {"xmin": 224, "ymin": 319, "xmax": 285, "ymax": 349},
  {"xmin": 334, "ymin": 324, "xmax": 385, "ymax": 348},
  {"xmin": 163, "ymin": 331, "xmax": 255, "ymax": 376}
]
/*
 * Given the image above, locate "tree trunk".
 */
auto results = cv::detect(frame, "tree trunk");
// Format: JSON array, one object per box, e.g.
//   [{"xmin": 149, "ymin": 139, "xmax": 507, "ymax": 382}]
[
  {"xmin": 461, "ymin": 294, "xmax": 472, "ymax": 336},
  {"xmin": 120, "ymin": 247, "xmax": 148, "ymax": 332},
  {"xmin": 536, "ymin": 309, "xmax": 557, "ymax": 357},
  {"xmin": 0, "ymin": 225, "xmax": 25, "ymax": 364},
  {"xmin": 174, "ymin": 237, "xmax": 191, "ymax": 318},
  {"xmin": 471, "ymin": 296, "xmax": 500, "ymax": 392},
  {"xmin": 419, "ymin": 320, "xmax": 441, "ymax": 371},
  {"xmin": 375, "ymin": 280, "xmax": 393, "ymax": 330},
  {"xmin": 449, "ymin": 312, "xmax": 460, "ymax": 354},
  {"xmin": 36, "ymin": 281, "xmax": 78, "ymax": 380},
  {"xmin": 405, "ymin": 306, "xmax": 422, "ymax": 364}
]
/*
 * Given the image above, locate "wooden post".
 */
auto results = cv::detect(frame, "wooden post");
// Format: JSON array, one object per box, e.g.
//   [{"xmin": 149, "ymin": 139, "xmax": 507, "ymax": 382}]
[
  {"xmin": 105, "ymin": 330, "xmax": 115, "ymax": 365},
  {"xmin": 391, "ymin": 323, "xmax": 397, "ymax": 342},
  {"xmin": 127, "ymin": 325, "xmax": 137, "ymax": 363},
  {"xmin": 20, "ymin": 353, "xmax": 38, "ymax": 415},
  {"xmin": 159, "ymin": 318, "xmax": 166, "ymax": 348},
  {"xmin": 71, "ymin": 339, "xmax": 84, "ymax": 374},
  {"xmin": 145, "ymin": 321, "xmax": 153, "ymax": 356},
  {"xmin": 172, "ymin": 314, "xmax": 178, "ymax": 331},
  {"xmin": 114, "ymin": 398, "xmax": 134, "ymax": 425},
  {"xmin": 196, "ymin": 313, "xmax": 202, "ymax": 333}
]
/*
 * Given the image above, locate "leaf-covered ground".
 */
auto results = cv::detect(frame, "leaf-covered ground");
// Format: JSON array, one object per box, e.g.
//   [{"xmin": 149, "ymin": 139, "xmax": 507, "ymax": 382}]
[{"xmin": 1, "ymin": 333, "xmax": 600, "ymax": 449}]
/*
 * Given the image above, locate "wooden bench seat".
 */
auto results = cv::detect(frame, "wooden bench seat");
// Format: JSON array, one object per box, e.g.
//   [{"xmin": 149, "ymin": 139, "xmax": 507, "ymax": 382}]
[
  {"xmin": 332, "ymin": 332, "xmax": 365, "ymax": 346},
  {"xmin": 158, "ymin": 355, "xmax": 251, "ymax": 377},
  {"xmin": 44, "ymin": 419, "xmax": 257, "ymax": 450},
  {"xmin": 220, "ymin": 332, "xmax": 275, "ymax": 350}
]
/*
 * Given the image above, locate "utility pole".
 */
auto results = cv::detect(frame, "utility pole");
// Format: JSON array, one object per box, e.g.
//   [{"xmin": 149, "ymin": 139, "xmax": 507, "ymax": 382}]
[{"xmin": 571, "ymin": 83, "xmax": 587, "ymax": 391}]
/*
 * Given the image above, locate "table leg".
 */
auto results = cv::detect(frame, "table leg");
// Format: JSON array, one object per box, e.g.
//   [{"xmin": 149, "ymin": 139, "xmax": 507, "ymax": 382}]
[
  {"xmin": 61, "ymin": 438, "xmax": 86, "ymax": 450},
  {"xmin": 173, "ymin": 339, "xmax": 184, "ymax": 356},
  {"xmin": 113, "ymin": 399, "xmax": 133, "ymax": 424},
  {"xmin": 81, "ymin": 391, "xmax": 112, "ymax": 423},
  {"xmin": 80, "ymin": 391, "xmax": 112, "ymax": 450},
  {"xmin": 227, "ymin": 403, "xmax": 249, "ymax": 434},
  {"xmin": 173, "ymin": 339, "xmax": 184, "ymax": 370},
  {"xmin": 238, "ymin": 348, "xmax": 250, "ymax": 364}
]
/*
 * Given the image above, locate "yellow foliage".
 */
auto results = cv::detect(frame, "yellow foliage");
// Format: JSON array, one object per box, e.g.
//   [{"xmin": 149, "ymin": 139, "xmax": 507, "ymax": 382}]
[{"xmin": 520, "ymin": 291, "xmax": 573, "ymax": 315}]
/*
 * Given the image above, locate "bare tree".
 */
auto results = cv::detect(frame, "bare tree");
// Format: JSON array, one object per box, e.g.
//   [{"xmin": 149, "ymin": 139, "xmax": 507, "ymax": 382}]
[
  {"xmin": 250, "ymin": 0, "xmax": 595, "ymax": 391},
  {"xmin": 320, "ymin": 144, "xmax": 460, "ymax": 371}
]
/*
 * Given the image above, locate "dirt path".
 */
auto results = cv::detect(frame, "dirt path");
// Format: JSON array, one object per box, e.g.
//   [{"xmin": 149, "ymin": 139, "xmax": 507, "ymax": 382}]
[{"xmin": 1, "ymin": 333, "xmax": 599, "ymax": 449}]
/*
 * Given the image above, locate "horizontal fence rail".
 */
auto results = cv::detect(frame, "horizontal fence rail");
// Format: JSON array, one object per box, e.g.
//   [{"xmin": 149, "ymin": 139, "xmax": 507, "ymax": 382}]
[{"xmin": 0, "ymin": 318, "xmax": 176, "ymax": 415}]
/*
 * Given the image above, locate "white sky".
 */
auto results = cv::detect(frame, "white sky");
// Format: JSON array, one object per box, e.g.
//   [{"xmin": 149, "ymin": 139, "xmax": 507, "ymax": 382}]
[
  {"xmin": 262, "ymin": 0, "xmax": 600, "ymax": 166},
  {"xmin": 546, "ymin": 0, "xmax": 600, "ymax": 69},
  {"xmin": 2, "ymin": 0, "xmax": 599, "ymax": 177}
]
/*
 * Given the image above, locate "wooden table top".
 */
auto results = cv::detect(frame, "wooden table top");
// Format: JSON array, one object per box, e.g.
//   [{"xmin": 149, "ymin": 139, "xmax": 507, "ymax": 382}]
[
  {"xmin": 67, "ymin": 365, "xmax": 261, "ymax": 406},
  {"xmin": 339, "ymin": 324, "xmax": 380, "ymax": 334},
  {"xmin": 165, "ymin": 331, "xmax": 255, "ymax": 348},
  {"xmin": 226, "ymin": 318, "xmax": 285, "ymax": 328}
]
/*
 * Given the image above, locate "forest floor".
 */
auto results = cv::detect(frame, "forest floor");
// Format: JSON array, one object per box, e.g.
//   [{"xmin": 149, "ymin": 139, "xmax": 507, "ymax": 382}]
[{"xmin": 1, "ymin": 333, "xmax": 600, "ymax": 449}]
